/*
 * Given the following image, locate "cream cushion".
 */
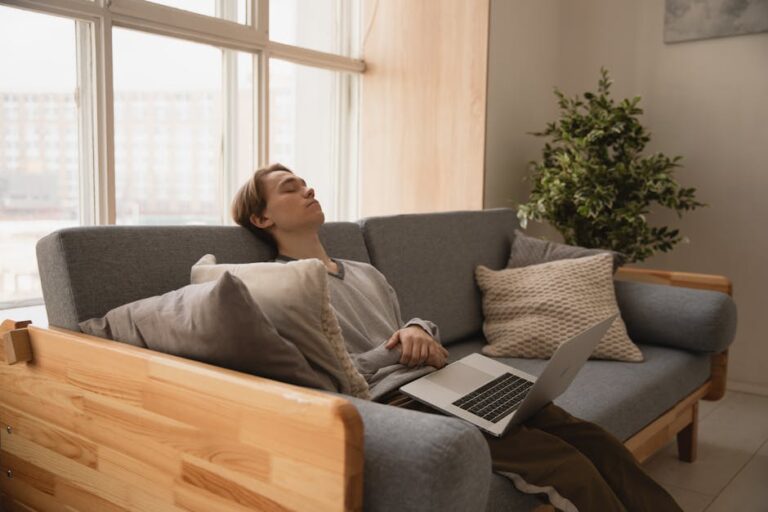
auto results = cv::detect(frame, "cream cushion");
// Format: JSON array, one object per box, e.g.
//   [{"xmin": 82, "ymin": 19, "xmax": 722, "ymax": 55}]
[
  {"xmin": 191, "ymin": 254, "xmax": 371, "ymax": 399},
  {"xmin": 475, "ymin": 253, "xmax": 643, "ymax": 362}
]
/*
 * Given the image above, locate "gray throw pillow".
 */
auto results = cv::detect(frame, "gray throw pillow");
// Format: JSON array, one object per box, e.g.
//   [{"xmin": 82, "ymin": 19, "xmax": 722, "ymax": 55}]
[
  {"xmin": 78, "ymin": 271, "xmax": 329, "ymax": 391},
  {"xmin": 508, "ymin": 230, "xmax": 625, "ymax": 273},
  {"xmin": 191, "ymin": 254, "xmax": 371, "ymax": 400}
]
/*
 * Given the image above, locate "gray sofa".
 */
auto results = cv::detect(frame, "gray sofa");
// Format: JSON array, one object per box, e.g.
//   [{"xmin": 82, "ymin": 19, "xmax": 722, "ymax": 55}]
[{"xmin": 36, "ymin": 207, "xmax": 737, "ymax": 511}]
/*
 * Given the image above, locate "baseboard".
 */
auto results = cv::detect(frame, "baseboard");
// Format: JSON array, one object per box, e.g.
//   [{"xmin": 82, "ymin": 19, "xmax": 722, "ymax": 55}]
[{"xmin": 726, "ymin": 380, "xmax": 768, "ymax": 397}]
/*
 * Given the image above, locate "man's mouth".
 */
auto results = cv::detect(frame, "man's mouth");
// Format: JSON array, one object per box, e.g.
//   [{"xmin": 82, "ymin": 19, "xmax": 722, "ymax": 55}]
[{"xmin": 307, "ymin": 200, "xmax": 319, "ymax": 208}]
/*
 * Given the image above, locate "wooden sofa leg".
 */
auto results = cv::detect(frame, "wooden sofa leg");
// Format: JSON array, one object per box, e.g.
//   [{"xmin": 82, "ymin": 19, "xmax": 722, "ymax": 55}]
[
  {"xmin": 704, "ymin": 351, "xmax": 728, "ymax": 401},
  {"xmin": 676, "ymin": 401, "xmax": 698, "ymax": 462}
]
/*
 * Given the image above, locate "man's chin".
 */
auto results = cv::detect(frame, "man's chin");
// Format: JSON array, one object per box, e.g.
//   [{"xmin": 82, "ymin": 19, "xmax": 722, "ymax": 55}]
[{"xmin": 310, "ymin": 210, "xmax": 325, "ymax": 226}]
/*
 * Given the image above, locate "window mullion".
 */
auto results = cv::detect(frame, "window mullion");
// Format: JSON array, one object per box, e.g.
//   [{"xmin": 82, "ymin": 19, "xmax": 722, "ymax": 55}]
[
  {"xmin": 335, "ymin": 0, "xmax": 360, "ymax": 221},
  {"xmin": 258, "ymin": 51, "xmax": 269, "ymax": 168},
  {"xmin": 334, "ymin": 0, "xmax": 348, "ymax": 220},
  {"xmin": 256, "ymin": 0, "xmax": 268, "ymax": 36},
  {"xmin": 220, "ymin": 51, "xmax": 238, "ymax": 225},
  {"xmin": 218, "ymin": 0, "xmax": 238, "ymax": 225},
  {"xmin": 75, "ymin": 20, "xmax": 96, "ymax": 226},
  {"xmin": 256, "ymin": 0, "xmax": 268, "ymax": 168},
  {"xmin": 93, "ymin": 11, "xmax": 116, "ymax": 224},
  {"xmin": 329, "ymin": 71, "xmax": 341, "ymax": 221},
  {"xmin": 339, "ymin": 73, "xmax": 360, "ymax": 221}
]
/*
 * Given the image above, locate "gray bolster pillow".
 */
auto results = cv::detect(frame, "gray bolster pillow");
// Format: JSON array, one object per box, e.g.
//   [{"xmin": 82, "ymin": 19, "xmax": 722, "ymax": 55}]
[{"xmin": 615, "ymin": 280, "xmax": 737, "ymax": 354}]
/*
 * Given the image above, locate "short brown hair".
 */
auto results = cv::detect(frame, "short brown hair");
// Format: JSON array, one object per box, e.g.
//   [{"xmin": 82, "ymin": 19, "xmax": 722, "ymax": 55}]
[{"xmin": 231, "ymin": 163, "xmax": 293, "ymax": 249}]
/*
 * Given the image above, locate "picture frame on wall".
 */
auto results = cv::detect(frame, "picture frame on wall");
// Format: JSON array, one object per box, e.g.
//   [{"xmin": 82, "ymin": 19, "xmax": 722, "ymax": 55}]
[{"xmin": 664, "ymin": 0, "xmax": 768, "ymax": 43}]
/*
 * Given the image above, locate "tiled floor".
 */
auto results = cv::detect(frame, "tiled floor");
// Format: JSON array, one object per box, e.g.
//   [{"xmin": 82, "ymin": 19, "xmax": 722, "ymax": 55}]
[{"xmin": 642, "ymin": 390, "xmax": 768, "ymax": 512}]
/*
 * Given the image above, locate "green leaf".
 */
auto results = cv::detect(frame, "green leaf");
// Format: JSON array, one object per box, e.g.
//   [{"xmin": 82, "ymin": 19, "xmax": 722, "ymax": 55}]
[{"xmin": 519, "ymin": 67, "xmax": 704, "ymax": 262}]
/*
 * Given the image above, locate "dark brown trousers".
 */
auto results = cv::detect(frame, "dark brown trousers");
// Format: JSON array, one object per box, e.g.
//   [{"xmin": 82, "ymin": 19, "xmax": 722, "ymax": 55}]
[{"xmin": 386, "ymin": 393, "xmax": 681, "ymax": 512}]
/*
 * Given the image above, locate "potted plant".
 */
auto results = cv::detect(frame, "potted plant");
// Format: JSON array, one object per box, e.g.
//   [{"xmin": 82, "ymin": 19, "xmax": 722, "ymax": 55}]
[{"xmin": 517, "ymin": 67, "xmax": 704, "ymax": 263}]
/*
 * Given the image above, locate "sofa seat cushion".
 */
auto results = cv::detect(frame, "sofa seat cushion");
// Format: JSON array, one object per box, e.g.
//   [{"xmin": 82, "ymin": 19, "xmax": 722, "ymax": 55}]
[{"xmin": 445, "ymin": 336, "xmax": 711, "ymax": 441}]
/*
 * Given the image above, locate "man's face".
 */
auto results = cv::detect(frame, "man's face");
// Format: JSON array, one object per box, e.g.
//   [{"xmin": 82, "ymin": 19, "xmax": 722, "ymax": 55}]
[{"xmin": 250, "ymin": 170, "xmax": 324, "ymax": 235}]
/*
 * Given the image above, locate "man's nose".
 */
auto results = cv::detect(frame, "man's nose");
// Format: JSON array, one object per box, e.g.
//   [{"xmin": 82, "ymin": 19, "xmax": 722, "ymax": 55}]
[{"xmin": 305, "ymin": 187, "xmax": 315, "ymax": 198}]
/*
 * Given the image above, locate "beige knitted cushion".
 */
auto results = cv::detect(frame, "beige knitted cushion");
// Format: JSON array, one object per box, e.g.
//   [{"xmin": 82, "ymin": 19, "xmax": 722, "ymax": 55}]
[{"xmin": 475, "ymin": 253, "xmax": 643, "ymax": 362}]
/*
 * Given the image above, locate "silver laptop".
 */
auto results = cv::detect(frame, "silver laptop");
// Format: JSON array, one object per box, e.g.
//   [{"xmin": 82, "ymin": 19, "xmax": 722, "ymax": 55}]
[{"xmin": 399, "ymin": 315, "xmax": 617, "ymax": 437}]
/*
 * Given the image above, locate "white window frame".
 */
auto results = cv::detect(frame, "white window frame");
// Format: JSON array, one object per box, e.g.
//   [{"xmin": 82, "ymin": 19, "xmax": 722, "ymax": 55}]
[{"xmin": 1, "ymin": 0, "xmax": 365, "ymax": 226}]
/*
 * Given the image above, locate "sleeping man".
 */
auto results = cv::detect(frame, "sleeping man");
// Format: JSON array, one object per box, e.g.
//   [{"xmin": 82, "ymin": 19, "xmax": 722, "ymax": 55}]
[{"xmin": 231, "ymin": 163, "xmax": 682, "ymax": 512}]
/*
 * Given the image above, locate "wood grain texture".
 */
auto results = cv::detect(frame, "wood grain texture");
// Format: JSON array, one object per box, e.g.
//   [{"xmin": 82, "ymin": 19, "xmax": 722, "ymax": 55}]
[
  {"xmin": 3, "ymin": 329, "xmax": 32, "ymax": 365},
  {"xmin": 0, "ymin": 320, "xmax": 32, "ymax": 365},
  {"xmin": 615, "ymin": 266, "xmax": 733, "ymax": 295},
  {"xmin": 360, "ymin": 0, "xmax": 489, "ymax": 216},
  {"xmin": 624, "ymin": 383, "xmax": 710, "ymax": 463},
  {"xmin": 0, "ymin": 323, "xmax": 364, "ymax": 512},
  {"xmin": 705, "ymin": 350, "xmax": 729, "ymax": 401},
  {"xmin": 676, "ymin": 401, "xmax": 698, "ymax": 463}
]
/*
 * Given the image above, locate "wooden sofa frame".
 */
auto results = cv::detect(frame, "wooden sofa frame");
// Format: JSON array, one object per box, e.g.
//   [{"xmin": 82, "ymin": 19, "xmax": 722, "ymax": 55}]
[{"xmin": 0, "ymin": 268, "xmax": 732, "ymax": 512}]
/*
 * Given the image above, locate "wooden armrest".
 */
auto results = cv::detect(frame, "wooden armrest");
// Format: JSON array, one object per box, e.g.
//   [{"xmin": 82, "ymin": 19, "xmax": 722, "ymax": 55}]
[
  {"xmin": 1, "ymin": 319, "xmax": 33, "ymax": 365},
  {"xmin": 0, "ymin": 320, "xmax": 363, "ymax": 512},
  {"xmin": 615, "ymin": 267, "xmax": 733, "ymax": 296}
]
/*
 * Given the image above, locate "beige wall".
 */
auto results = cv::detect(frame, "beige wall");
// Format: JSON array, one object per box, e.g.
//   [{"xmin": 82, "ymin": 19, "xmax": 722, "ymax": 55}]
[
  {"xmin": 484, "ymin": 0, "xmax": 768, "ymax": 393},
  {"xmin": 360, "ymin": 0, "xmax": 489, "ymax": 217},
  {"xmin": 484, "ymin": 0, "xmax": 560, "ymax": 217}
]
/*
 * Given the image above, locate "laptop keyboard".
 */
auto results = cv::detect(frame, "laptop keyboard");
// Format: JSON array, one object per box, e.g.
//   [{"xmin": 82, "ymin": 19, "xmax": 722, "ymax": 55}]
[{"xmin": 452, "ymin": 373, "xmax": 534, "ymax": 423}]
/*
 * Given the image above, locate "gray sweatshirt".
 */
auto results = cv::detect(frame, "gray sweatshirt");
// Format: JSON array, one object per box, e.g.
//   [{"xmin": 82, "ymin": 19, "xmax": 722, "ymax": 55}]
[{"xmin": 274, "ymin": 255, "xmax": 442, "ymax": 401}]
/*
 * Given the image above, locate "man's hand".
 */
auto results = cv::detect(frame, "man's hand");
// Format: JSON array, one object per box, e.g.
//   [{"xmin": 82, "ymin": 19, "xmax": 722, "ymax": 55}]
[{"xmin": 385, "ymin": 326, "xmax": 449, "ymax": 369}]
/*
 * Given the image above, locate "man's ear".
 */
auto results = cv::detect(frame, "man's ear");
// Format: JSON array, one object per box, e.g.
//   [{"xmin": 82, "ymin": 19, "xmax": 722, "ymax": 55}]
[{"xmin": 250, "ymin": 212, "xmax": 274, "ymax": 230}]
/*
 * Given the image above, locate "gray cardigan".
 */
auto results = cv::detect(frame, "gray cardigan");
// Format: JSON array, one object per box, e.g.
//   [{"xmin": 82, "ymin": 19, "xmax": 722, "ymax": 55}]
[{"xmin": 275, "ymin": 255, "xmax": 442, "ymax": 401}]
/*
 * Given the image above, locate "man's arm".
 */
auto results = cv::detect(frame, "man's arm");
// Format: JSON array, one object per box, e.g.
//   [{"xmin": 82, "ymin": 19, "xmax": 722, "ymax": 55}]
[
  {"xmin": 386, "ymin": 325, "xmax": 448, "ymax": 368},
  {"xmin": 383, "ymin": 280, "xmax": 447, "ymax": 368},
  {"xmin": 403, "ymin": 318, "xmax": 442, "ymax": 344}
]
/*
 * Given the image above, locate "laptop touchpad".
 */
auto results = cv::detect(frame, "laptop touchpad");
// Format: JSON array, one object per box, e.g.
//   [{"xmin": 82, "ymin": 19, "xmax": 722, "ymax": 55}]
[{"xmin": 427, "ymin": 362, "xmax": 496, "ymax": 394}]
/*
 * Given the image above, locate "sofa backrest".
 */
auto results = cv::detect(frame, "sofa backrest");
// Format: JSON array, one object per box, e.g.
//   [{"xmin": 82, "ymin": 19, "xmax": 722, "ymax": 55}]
[
  {"xmin": 37, "ymin": 222, "xmax": 370, "ymax": 331},
  {"xmin": 359, "ymin": 208, "xmax": 518, "ymax": 345}
]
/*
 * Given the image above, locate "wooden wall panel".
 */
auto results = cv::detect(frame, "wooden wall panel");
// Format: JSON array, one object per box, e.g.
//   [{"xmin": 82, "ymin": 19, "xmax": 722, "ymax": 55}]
[{"xmin": 361, "ymin": 0, "xmax": 490, "ymax": 216}]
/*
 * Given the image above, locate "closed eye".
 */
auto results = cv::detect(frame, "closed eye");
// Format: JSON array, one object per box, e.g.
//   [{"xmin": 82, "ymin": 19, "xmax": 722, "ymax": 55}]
[{"xmin": 279, "ymin": 177, "xmax": 308, "ymax": 192}]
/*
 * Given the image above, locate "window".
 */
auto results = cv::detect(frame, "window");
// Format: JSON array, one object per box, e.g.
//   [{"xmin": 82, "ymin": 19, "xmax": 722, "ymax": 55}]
[
  {"xmin": 269, "ymin": 58, "xmax": 360, "ymax": 222},
  {"xmin": 112, "ymin": 28, "xmax": 241, "ymax": 225},
  {"xmin": 0, "ymin": 6, "xmax": 87, "ymax": 308},
  {"xmin": 270, "ymin": 0, "xmax": 361, "ymax": 57},
  {"xmin": 0, "ymin": 0, "xmax": 363, "ymax": 310}
]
